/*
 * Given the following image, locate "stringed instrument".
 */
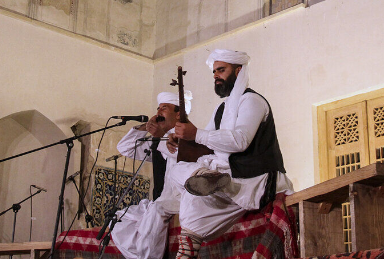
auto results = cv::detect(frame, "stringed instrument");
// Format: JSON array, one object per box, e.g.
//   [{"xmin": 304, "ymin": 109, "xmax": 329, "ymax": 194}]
[{"xmin": 170, "ymin": 66, "xmax": 214, "ymax": 162}]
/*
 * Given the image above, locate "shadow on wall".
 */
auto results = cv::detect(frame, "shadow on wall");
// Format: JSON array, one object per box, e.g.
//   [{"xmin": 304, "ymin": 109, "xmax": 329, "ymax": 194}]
[
  {"xmin": 0, "ymin": 110, "xmax": 73, "ymax": 243},
  {"xmin": 152, "ymin": 0, "xmax": 292, "ymax": 59}
]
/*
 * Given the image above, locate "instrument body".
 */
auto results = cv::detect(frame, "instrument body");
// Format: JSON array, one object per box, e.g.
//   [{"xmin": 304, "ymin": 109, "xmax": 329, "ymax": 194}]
[{"xmin": 172, "ymin": 66, "xmax": 214, "ymax": 162}]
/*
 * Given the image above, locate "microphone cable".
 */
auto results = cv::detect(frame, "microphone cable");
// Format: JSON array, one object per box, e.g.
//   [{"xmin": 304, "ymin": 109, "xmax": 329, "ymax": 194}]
[
  {"xmin": 114, "ymin": 138, "xmax": 148, "ymax": 221},
  {"xmin": 53, "ymin": 210, "xmax": 79, "ymax": 252},
  {"xmin": 113, "ymin": 139, "xmax": 139, "ymax": 220},
  {"xmin": 98, "ymin": 139, "xmax": 143, "ymax": 256},
  {"xmin": 83, "ymin": 118, "xmax": 112, "ymax": 211},
  {"xmin": 52, "ymin": 117, "xmax": 112, "ymax": 256}
]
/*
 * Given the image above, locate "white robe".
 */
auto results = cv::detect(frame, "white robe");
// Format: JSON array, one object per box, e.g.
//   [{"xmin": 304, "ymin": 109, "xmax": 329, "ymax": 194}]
[
  {"xmin": 167, "ymin": 92, "xmax": 294, "ymax": 240},
  {"xmin": 111, "ymin": 92, "xmax": 294, "ymax": 257},
  {"xmin": 111, "ymin": 128, "xmax": 179, "ymax": 259}
]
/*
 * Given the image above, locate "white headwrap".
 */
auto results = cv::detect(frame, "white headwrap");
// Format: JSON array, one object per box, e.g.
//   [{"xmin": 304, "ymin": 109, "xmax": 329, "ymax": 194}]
[
  {"xmin": 206, "ymin": 49, "xmax": 250, "ymax": 130},
  {"xmin": 157, "ymin": 90, "xmax": 193, "ymax": 114}
]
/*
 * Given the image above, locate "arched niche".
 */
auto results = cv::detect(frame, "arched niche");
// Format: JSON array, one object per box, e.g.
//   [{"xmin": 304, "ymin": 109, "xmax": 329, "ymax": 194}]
[{"xmin": 0, "ymin": 110, "xmax": 74, "ymax": 243}]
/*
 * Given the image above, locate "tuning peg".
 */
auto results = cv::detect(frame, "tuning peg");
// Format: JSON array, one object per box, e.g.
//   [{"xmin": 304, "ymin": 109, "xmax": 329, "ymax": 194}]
[
  {"xmin": 182, "ymin": 71, "xmax": 187, "ymax": 75},
  {"xmin": 170, "ymin": 79, "xmax": 178, "ymax": 86}
]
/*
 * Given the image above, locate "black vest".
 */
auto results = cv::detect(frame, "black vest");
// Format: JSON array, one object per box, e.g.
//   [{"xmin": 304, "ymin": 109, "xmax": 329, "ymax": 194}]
[
  {"xmin": 150, "ymin": 141, "xmax": 166, "ymax": 200},
  {"xmin": 214, "ymin": 88, "xmax": 286, "ymax": 179}
]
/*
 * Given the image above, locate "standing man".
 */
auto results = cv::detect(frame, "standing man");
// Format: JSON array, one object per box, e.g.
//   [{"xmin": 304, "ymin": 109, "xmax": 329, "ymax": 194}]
[
  {"xmin": 112, "ymin": 91, "xmax": 192, "ymax": 259},
  {"xmin": 166, "ymin": 49, "xmax": 294, "ymax": 259}
]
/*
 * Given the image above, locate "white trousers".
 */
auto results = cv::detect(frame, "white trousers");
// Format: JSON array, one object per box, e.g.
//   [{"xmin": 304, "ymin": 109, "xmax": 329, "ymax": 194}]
[
  {"xmin": 111, "ymin": 156, "xmax": 294, "ymax": 258},
  {"xmin": 168, "ymin": 158, "xmax": 294, "ymax": 240},
  {"xmin": 111, "ymin": 162, "xmax": 181, "ymax": 259},
  {"xmin": 111, "ymin": 199, "xmax": 173, "ymax": 259}
]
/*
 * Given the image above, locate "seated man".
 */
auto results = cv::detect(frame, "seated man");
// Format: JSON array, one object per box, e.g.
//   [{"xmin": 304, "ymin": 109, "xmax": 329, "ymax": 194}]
[
  {"xmin": 111, "ymin": 91, "xmax": 192, "ymax": 259},
  {"xmin": 166, "ymin": 49, "xmax": 294, "ymax": 258}
]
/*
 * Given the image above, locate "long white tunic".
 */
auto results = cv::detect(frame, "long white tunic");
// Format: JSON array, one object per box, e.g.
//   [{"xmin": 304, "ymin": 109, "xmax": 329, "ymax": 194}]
[
  {"xmin": 167, "ymin": 92, "xmax": 294, "ymax": 240},
  {"xmin": 111, "ymin": 91, "xmax": 294, "ymax": 257},
  {"xmin": 111, "ymin": 128, "xmax": 180, "ymax": 259}
]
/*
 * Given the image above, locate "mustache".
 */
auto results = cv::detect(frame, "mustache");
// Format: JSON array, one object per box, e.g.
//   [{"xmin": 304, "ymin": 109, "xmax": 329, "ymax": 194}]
[
  {"xmin": 156, "ymin": 116, "xmax": 165, "ymax": 122},
  {"xmin": 215, "ymin": 79, "xmax": 225, "ymax": 85}
]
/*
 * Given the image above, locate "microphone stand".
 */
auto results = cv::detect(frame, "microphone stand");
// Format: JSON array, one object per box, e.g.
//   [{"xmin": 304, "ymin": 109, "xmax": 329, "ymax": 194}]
[
  {"xmin": 0, "ymin": 120, "xmax": 127, "ymax": 259},
  {"xmin": 96, "ymin": 146, "xmax": 152, "ymax": 259},
  {"xmin": 68, "ymin": 176, "xmax": 94, "ymax": 228},
  {"xmin": 0, "ymin": 190, "xmax": 45, "ymax": 259},
  {"xmin": 106, "ymin": 155, "xmax": 120, "ymax": 211}
]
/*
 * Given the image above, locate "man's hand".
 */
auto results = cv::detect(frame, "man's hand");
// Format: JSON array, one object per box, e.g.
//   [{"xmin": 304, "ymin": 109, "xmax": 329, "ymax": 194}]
[
  {"xmin": 166, "ymin": 133, "xmax": 178, "ymax": 154},
  {"xmin": 134, "ymin": 123, "xmax": 147, "ymax": 131},
  {"xmin": 174, "ymin": 121, "xmax": 197, "ymax": 141},
  {"xmin": 146, "ymin": 115, "xmax": 165, "ymax": 137}
]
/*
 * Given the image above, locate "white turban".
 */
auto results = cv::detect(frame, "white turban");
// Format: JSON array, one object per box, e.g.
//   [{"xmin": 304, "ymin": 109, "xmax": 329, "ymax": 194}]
[
  {"xmin": 206, "ymin": 49, "xmax": 250, "ymax": 130},
  {"xmin": 157, "ymin": 90, "xmax": 193, "ymax": 114},
  {"xmin": 206, "ymin": 49, "xmax": 250, "ymax": 70}
]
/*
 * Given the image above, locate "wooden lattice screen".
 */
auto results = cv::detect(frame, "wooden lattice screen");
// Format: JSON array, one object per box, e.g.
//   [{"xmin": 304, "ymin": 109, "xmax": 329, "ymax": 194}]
[
  {"xmin": 320, "ymin": 95, "xmax": 384, "ymax": 252},
  {"xmin": 368, "ymin": 97, "xmax": 384, "ymax": 164},
  {"xmin": 326, "ymin": 102, "xmax": 370, "ymax": 179}
]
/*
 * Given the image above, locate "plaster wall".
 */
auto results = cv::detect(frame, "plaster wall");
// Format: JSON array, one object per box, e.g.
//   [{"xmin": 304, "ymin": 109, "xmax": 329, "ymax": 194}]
[
  {"xmin": 154, "ymin": 0, "xmax": 262, "ymax": 58},
  {"xmin": 0, "ymin": 0, "xmax": 157, "ymax": 58},
  {"xmin": 1, "ymin": 0, "xmax": 384, "ymax": 245},
  {"xmin": 0, "ymin": 12, "xmax": 154, "ymax": 243},
  {"xmin": 0, "ymin": 0, "xmax": 301, "ymax": 59},
  {"xmin": 154, "ymin": 0, "xmax": 384, "ymax": 192},
  {"xmin": 154, "ymin": 0, "xmax": 302, "ymax": 58}
]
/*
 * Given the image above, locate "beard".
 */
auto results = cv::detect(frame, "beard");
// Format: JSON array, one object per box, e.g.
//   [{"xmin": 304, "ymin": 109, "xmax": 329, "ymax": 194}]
[{"xmin": 214, "ymin": 71, "xmax": 237, "ymax": 98}]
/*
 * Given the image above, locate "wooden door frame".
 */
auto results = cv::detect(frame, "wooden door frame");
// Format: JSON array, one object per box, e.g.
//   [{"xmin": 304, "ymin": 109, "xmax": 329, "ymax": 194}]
[{"xmin": 315, "ymin": 88, "xmax": 384, "ymax": 183}]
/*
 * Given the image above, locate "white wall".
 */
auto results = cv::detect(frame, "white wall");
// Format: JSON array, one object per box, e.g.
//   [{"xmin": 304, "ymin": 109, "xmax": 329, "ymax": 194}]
[
  {"xmin": 0, "ymin": 110, "xmax": 69, "ymax": 245},
  {"xmin": 1, "ymin": 0, "xmax": 384, "ymax": 244},
  {"xmin": 0, "ymin": 11, "xmax": 154, "ymax": 243},
  {"xmin": 154, "ymin": 0, "xmax": 384, "ymax": 191}
]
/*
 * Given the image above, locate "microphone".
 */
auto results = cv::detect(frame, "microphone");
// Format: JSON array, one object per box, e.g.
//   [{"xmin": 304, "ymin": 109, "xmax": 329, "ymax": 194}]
[
  {"xmin": 111, "ymin": 115, "xmax": 148, "ymax": 122},
  {"xmin": 138, "ymin": 136, "xmax": 169, "ymax": 141},
  {"xmin": 31, "ymin": 185, "xmax": 47, "ymax": 192},
  {"xmin": 106, "ymin": 154, "xmax": 123, "ymax": 162},
  {"xmin": 66, "ymin": 171, "xmax": 81, "ymax": 183}
]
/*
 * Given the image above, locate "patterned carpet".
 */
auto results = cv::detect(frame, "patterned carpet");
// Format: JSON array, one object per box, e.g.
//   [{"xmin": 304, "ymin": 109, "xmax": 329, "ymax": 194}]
[
  {"xmin": 304, "ymin": 249, "xmax": 384, "ymax": 259},
  {"xmin": 168, "ymin": 193, "xmax": 299, "ymax": 259},
  {"xmin": 91, "ymin": 166, "xmax": 150, "ymax": 226}
]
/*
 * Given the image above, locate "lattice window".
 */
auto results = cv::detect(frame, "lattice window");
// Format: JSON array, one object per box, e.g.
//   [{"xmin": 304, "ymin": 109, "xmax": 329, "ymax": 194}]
[
  {"xmin": 335, "ymin": 152, "xmax": 361, "ymax": 176},
  {"xmin": 376, "ymin": 146, "xmax": 384, "ymax": 163},
  {"xmin": 337, "ymin": 150, "xmax": 359, "ymax": 253},
  {"xmin": 373, "ymin": 106, "xmax": 384, "ymax": 137},
  {"xmin": 320, "ymin": 100, "xmax": 371, "ymax": 253},
  {"xmin": 318, "ymin": 93, "xmax": 384, "ymax": 253},
  {"xmin": 368, "ymin": 98, "xmax": 384, "ymax": 164},
  {"xmin": 334, "ymin": 113, "xmax": 359, "ymax": 146},
  {"xmin": 325, "ymin": 102, "xmax": 368, "ymax": 180},
  {"xmin": 342, "ymin": 203, "xmax": 352, "ymax": 252}
]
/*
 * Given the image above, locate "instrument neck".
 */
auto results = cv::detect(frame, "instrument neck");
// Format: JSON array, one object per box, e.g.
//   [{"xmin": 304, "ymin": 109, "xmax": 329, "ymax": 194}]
[{"xmin": 177, "ymin": 66, "xmax": 188, "ymax": 123}]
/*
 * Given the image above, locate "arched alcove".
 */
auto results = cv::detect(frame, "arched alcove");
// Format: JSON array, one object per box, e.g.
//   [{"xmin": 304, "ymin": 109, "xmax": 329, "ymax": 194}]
[{"xmin": 0, "ymin": 110, "xmax": 74, "ymax": 243}]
